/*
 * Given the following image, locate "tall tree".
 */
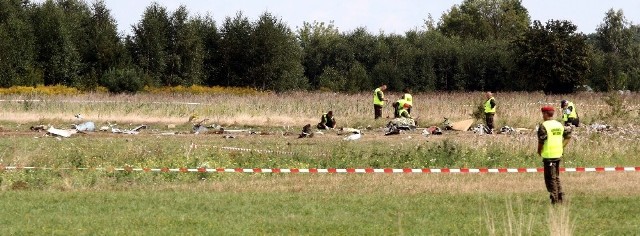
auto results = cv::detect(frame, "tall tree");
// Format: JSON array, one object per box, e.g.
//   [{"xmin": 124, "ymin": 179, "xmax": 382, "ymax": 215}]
[
  {"xmin": 129, "ymin": 2, "xmax": 171, "ymax": 86},
  {"xmin": 219, "ymin": 11, "xmax": 253, "ymax": 87},
  {"xmin": 0, "ymin": 0, "xmax": 38, "ymax": 87},
  {"xmin": 192, "ymin": 14, "xmax": 221, "ymax": 86},
  {"xmin": 87, "ymin": 0, "xmax": 124, "ymax": 89},
  {"xmin": 250, "ymin": 12, "xmax": 305, "ymax": 91},
  {"xmin": 591, "ymin": 9, "xmax": 637, "ymax": 91},
  {"xmin": 514, "ymin": 20, "xmax": 590, "ymax": 94},
  {"xmin": 438, "ymin": 0, "xmax": 530, "ymax": 40},
  {"xmin": 297, "ymin": 21, "xmax": 343, "ymax": 89},
  {"xmin": 31, "ymin": 0, "xmax": 82, "ymax": 86},
  {"xmin": 166, "ymin": 5, "xmax": 204, "ymax": 86}
]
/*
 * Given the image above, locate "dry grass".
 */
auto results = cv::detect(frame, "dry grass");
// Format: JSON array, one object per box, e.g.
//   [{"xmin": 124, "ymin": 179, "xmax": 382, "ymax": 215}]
[
  {"xmin": 548, "ymin": 204, "xmax": 574, "ymax": 236},
  {"xmin": 2, "ymin": 91, "xmax": 637, "ymax": 128},
  {"xmin": 99, "ymin": 172, "xmax": 640, "ymax": 196}
]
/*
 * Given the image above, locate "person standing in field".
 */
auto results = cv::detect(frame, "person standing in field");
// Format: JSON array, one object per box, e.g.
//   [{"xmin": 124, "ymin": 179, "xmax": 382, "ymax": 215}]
[
  {"xmin": 560, "ymin": 100, "xmax": 580, "ymax": 127},
  {"xmin": 538, "ymin": 106, "xmax": 572, "ymax": 204},
  {"xmin": 373, "ymin": 85, "xmax": 388, "ymax": 119},
  {"xmin": 483, "ymin": 92, "xmax": 496, "ymax": 134},
  {"xmin": 402, "ymin": 88, "xmax": 413, "ymax": 114}
]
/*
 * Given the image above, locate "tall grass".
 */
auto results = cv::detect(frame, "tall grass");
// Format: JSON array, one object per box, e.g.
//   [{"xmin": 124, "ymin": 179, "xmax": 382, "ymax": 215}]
[
  {"xmin": 1, "ymin": 91, "xmax": 637, "ymax": 128},
  {"xmin": 483, "ymin": 197, "xmax": 575, "ymax": 236},
  {"xmin": 548, "ymin": 204, "xmax": 575, "ymax": 236},
  {"xmin": 483, "ymin": 197, "xmax": 535, "ymax": 236}
]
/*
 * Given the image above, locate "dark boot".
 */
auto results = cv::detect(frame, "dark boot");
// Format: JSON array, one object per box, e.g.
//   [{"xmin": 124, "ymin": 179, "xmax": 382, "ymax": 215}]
[{"xmin": 557, "ymin": 192, "xmax": 564, "ymax": 204}]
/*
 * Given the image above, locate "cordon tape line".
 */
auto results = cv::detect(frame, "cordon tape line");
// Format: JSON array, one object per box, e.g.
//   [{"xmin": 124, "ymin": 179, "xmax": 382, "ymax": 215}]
[
  {"xmin": 220, "ymin": 146, "xmax": 296, "ymax": 155},
  {"xmin": 0, "ymin": 165, "xmax": 639, "ymax": 174}
]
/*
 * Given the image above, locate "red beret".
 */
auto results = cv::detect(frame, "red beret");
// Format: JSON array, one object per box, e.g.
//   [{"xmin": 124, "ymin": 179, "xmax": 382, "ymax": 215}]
[{"xmin": 541, "ymin": 106, "xmax": 555, "ymax": 112}]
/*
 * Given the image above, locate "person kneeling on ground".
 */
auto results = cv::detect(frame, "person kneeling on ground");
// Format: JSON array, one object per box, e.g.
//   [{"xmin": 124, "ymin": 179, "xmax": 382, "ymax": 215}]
[
  {"xmin": 317, "ymin": 111, "xmax": 336, "ymax": 129},
  {"xmin": 393, "ymin": 98, "xmax": 407, "ymax": 118},
  {"xmin": 398, "ymin": 103, "xmax": 412, "ymax": 119},
  {"xmin": 560, "ymin": 100, "xmax": 580, "ymax": 127}
]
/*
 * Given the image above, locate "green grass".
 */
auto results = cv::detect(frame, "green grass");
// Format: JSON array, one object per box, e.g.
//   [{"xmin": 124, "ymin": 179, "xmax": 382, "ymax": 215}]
[
  {"xmin": 1, "ymin": 92, "xmax": 639, "ymax": 235},
  {"xmin": 0, "ymin": 189, "xmax": 639, "ymax": 235}
]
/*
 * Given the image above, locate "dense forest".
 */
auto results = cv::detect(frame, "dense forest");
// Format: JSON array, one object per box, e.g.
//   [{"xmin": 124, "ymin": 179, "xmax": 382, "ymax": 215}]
[{"xmin": 1, "ymin": 0, "xmax": 639, "ymax": 93}]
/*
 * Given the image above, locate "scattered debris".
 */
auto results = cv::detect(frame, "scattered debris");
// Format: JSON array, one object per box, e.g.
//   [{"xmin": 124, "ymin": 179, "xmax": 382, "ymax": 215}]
[
  {"xmin": 73, "ymin": 121, "xmax": 96, "ymax": 132},
  {"xmin": 341, "ymin": 128, "xmax": 362, "ymax": 139},
  {"xmin": 47, "ymin": 126, "xmax": 76, "ymax": 138},
  {"xmin": 343, "ymin": 132, "xmax": 362, "ymax": 141},
  {"xmin": 223, "ymin": 135, "xmax": 236, "ymax": 139},
  {"xmin": 99, "ymin": 126, "xmax": 110, "ymax": 131},
  {"xmin": 385, "ymin": 125, "xmax": 401, "ymax": 135},
  {"xmin": 112, "ymin": 125, "xmax": 147, "ymax": 135},
  {"xmin": 442, "ymin": 118, "xmax": 453, "ymax": 130},
  {"xmin": 167, "ymin": 124, "xmax": 176, "ymax": 129},
  {"xmin": 499, "ymin": 126, "xmax": 516, "ymax": 134},
  {"xmin": 470, "ymin": 124, "xmax": 489, "ymax": 134},
  {"xmin": 193, "ymin": 125, "xmax": 208, "ymax": 134},
  {"xmin": 74, "ymin": 114, "xmax": 84, "ymax": 120},
  {"xmin": 427, "ymin": 126, "xmax": 443, "ymax": 135},
  {"xmin": 589, "ymin": 123, "xmax": 611, "ymax": 132},
  {"xmin": 338, "ymin": 127, "xmax": 362, "ymax": 136},
  {"xmin": 30, "ymin": 125, "xmax": 48, "ymax": 132},
  {"xmin": 451, "ymin": 119, "xmax": 474, "ymax": 131},
  {"xmin": 298, "ymin": 124, "xmax": 313, "ymax": 138}
]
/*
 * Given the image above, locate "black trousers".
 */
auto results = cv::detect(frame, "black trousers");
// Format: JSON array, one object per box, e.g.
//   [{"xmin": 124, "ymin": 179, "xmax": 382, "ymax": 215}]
[
  {"xmin": 374, "ymin": 105, "xmax": 383, "ymax": 119},
  {"xmin": 565, "ymin": 117, "xmax": 580, "ymax": 127},
  {"xmin": 543, "ymin": 158, "xmax": 563, "ymax": 204},
  {"xmin": 485, "ymin": 113, "xmax": 494, "ymax": 133}
]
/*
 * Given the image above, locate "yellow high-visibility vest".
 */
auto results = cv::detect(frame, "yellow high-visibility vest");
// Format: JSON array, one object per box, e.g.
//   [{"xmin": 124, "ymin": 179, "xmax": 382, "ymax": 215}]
[
  {"xmin": 562, "ymin": 101, "xmax": 578, "ymax": 121},
  {"xmin": 484, "ymin": 97, "xmax": 496, "ymax": 113},
  {"xmin": 373, "ymin": 88, "xmax": 384, "ymax": 106},
  {"xmin": 404, "ymin": 93, "xmax": 413, "ymax": 106},
  {"xmin": 541, "ymin": 120, "xmax": 565, "ymax": 158},
  {"xmin": 399, "ymin": 109, "xmax": 411, "ymax": 118},
  {"xmin": 396, "ymin": 99, "xmax": 407, "ymax": 110}
]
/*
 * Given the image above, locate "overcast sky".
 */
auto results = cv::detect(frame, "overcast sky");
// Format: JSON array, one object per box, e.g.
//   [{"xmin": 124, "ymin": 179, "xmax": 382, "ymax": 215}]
[{"xmin": 84, "ymin": 0, "xmax": 640, "ymax": 35}]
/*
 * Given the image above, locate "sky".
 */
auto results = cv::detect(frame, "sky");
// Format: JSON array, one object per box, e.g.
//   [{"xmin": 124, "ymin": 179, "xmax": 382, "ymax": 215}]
[{"xmin": 90, "ymin": 0, "xmax": 640, "ymax": 35}]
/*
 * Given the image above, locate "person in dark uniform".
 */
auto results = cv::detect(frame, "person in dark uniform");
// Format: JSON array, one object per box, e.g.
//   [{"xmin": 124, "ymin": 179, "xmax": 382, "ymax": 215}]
[
  {"xmin": 537, "ymin": 106, "xmax": 572, "ymax": 204},
  {"xmin": 317, "ymin": 111, "xmax": 336, "ymax": 129}
]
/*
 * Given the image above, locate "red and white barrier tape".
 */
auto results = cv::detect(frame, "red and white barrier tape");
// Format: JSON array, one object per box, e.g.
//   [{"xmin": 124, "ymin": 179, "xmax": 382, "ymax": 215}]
[{"xmin": 1, "ymin": 165, "xmax": 639, "ymax": 174}]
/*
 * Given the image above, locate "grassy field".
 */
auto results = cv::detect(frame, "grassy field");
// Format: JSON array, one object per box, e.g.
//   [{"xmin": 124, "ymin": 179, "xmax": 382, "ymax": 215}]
[{"xmin": 1, "ymin": 91, "xmax": 639, "ymax": 235}]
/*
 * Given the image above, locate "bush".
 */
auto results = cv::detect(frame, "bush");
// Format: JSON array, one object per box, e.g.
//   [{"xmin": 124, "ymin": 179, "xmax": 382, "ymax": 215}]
[
  {"xmin": 601, "ymin": 91, "xmax": 631, "ymax": 119},
  {"xmin": 100, "ymin": 68, "xmax": 144, "ymax": 94}
]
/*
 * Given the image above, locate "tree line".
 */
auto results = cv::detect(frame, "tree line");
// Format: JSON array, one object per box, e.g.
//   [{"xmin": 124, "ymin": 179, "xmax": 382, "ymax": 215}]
[{"xmin": 1, "ymin": 0, "xmax": 639, "ymax": 93}]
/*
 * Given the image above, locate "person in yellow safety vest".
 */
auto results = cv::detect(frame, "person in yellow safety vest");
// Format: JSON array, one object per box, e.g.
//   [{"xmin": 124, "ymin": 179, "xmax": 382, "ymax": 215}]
[
  {"xmin": 393, "ymin": 98, "xmax": 407, "ymax": 118},
  {"xmin": 483, "ymin": 92, "xmax": 496, "ymax": 134},
  {"xmin": 402, "ymin": 88, "xmax": 413, "ymax": 114},
  {"xmin": 373, "ymin": 85, "xmax": 388, "ymax": 119},
  {"xmin": 316, "ymin": 111, "xmax": 336, "ymax": 129},
  {"xmin": 399, "ymin": 103, "xmax": 412, "ymax": 119},
  {"xmin": 537, "ymin": 106, "xmax": 572, "ymax": 204},
  {"xmin": 560, "ymin": 100, "xmax": 580, "ymax": 127}
]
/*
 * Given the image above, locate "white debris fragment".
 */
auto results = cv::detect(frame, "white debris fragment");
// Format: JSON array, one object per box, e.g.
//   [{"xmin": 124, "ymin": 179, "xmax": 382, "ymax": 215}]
[
  {"xmin": 47, "ymin": 126, "xmax": 76, "ymax": 138},
  {"xmin": 343, "ymin": 133, "xmax": 362, "ymax": 141}
]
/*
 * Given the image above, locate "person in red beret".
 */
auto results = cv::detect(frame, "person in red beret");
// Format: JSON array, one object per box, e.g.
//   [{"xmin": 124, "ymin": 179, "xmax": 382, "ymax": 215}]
[{"xmin": 537, "ymin": 106, "xmax": 572, "ymax": 204}]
